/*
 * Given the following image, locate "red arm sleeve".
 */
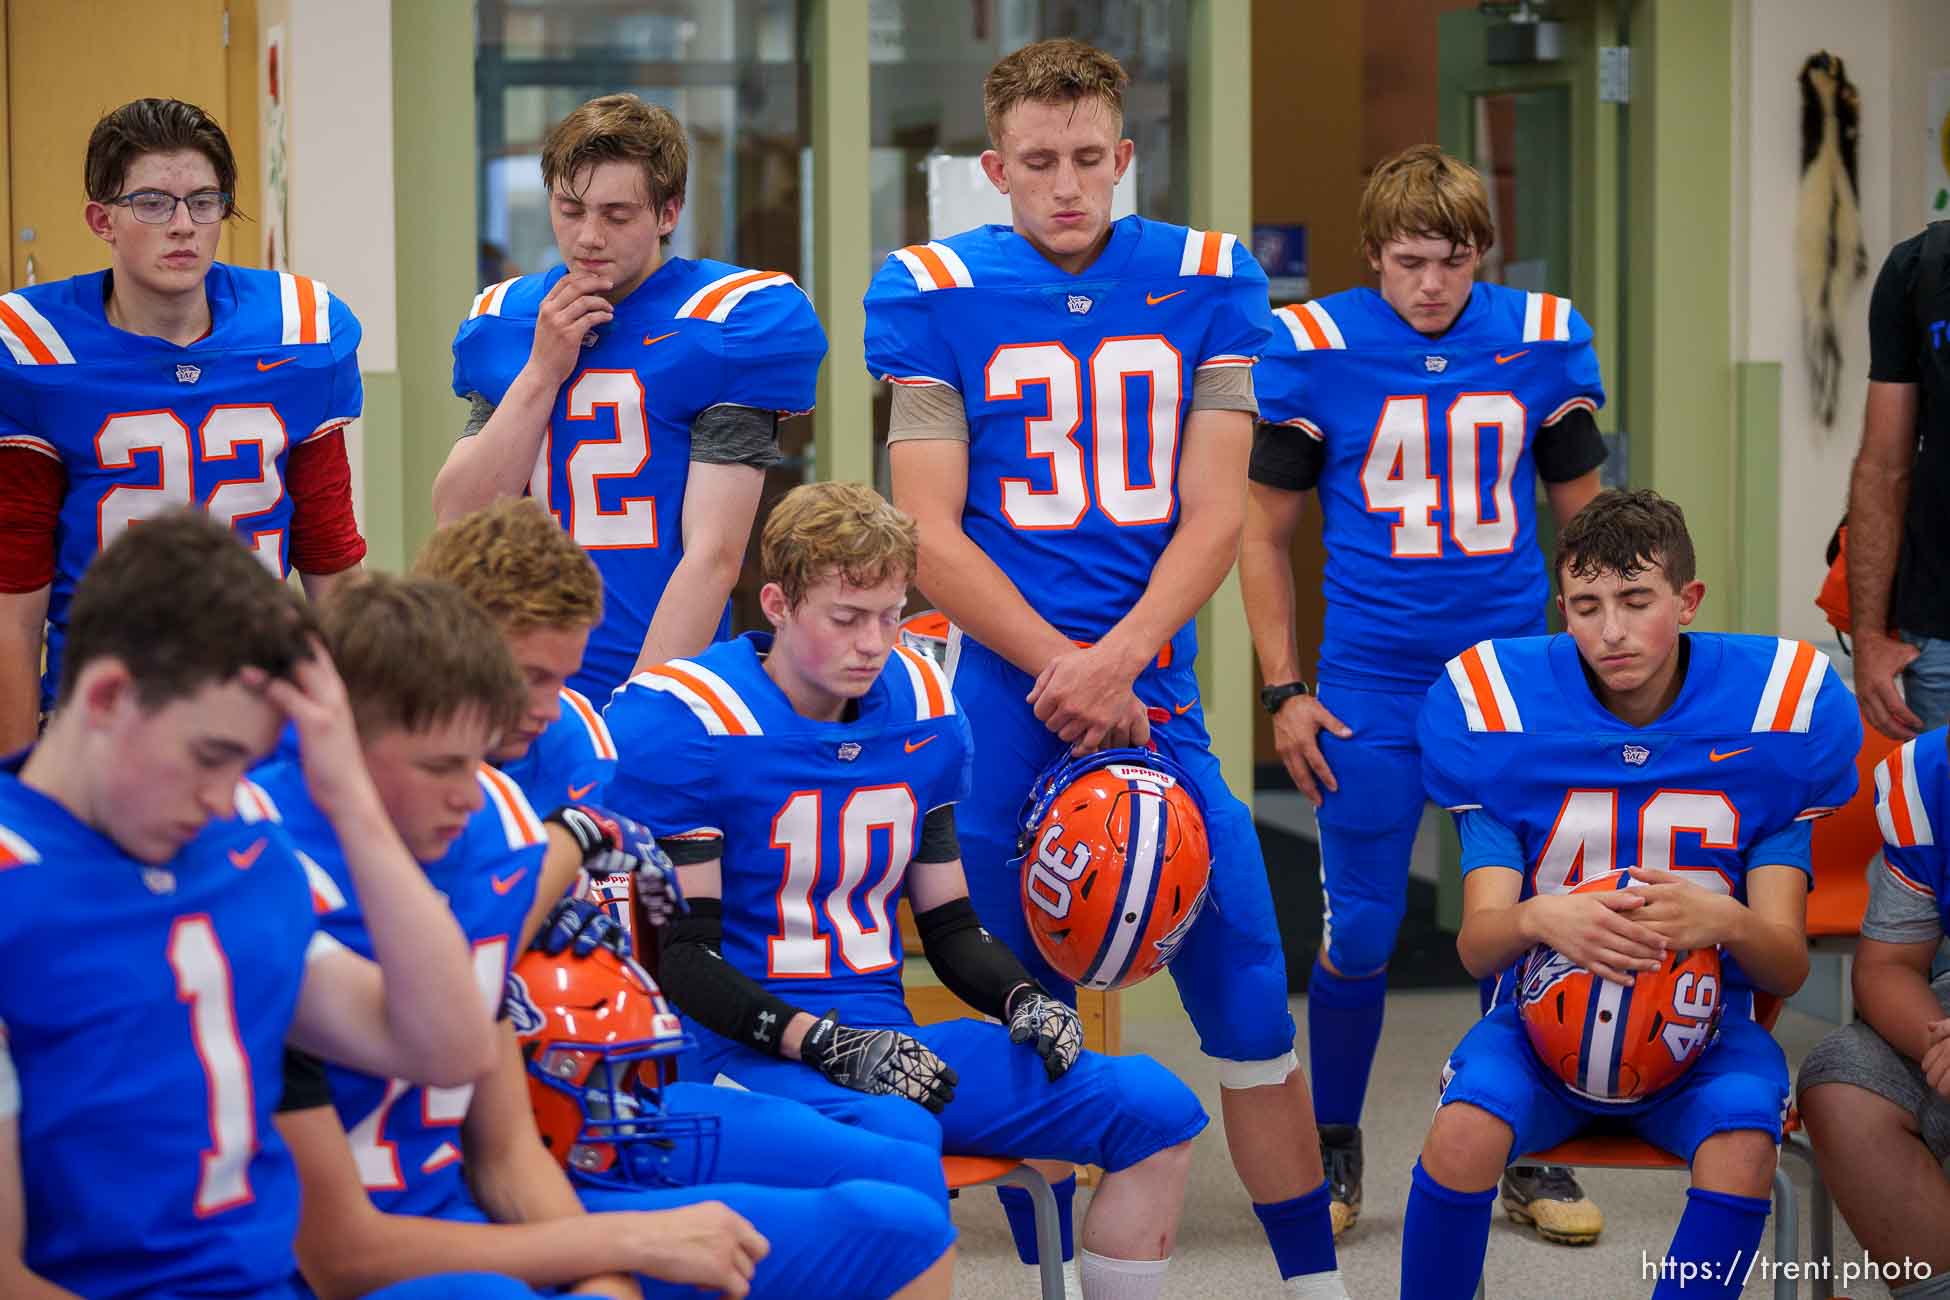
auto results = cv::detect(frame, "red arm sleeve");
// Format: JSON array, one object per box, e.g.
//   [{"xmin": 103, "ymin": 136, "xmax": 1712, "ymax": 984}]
[
  {"xmin": 285, "ymin": 430, "xmax": 367, "ymax": 575},
  {"xmin": 0, "ymin": 447, "xmax": 64, "ymax": 593}
]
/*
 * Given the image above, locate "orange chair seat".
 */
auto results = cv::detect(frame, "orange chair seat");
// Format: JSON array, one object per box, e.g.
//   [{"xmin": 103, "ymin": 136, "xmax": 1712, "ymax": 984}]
[
  {"xmin": 941, "ymin": 1154, "xmax": 1023, "ymax": 1190},
  {"xmin": 1523, "ymin": 1108, "xmax": 1801, "ymax": 1169},
  {"xmin": 1807, "ymin": 718, "xmax": 1900, "ymax": 937}
]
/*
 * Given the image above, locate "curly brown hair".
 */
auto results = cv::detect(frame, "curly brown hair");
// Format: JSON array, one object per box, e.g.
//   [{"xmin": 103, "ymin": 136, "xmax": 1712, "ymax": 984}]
[
  {"xmin": 413, "ymin": 499, "xmax": 602, "ymax": 637},
  {"xmin": 1554, "ymin": 489, "xmax": 1697, "ymax": 591},
  {"xmin": 760, "ymin": 482, "xmax": 917, "ymax": 609}
]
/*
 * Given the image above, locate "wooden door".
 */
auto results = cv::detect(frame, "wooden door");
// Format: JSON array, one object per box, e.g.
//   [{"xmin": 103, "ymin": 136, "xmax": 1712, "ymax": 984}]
[{"xmin": 5, "ymin": 0, "xmax": 256, "ymax": 290}]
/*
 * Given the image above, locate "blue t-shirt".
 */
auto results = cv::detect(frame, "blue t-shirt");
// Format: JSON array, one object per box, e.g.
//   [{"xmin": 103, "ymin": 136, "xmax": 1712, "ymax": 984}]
[
  {"xmin": 0, "ymin": 760, "xmax": 323, "ymax": 1297},
  {"xmin": 863, "ymin": 217, "xmax": 1273, "ymax": 668},
  {"xmin": 1256, "ymin": 283, "xmax": 1606, "ymax": 692},
  {"xmin": 453, "ymin": 260, "xmax": 826, "ymax": 698},
  {"xmin": 0, "ymin": 266, "xmax": 363, "ymax": 708},
  {"xmin": 1419, "ymin": 632, "xmax": 1861, "ymax": 1007},
  {"xmin": 605, "ymin": 633, "xmax": 971, "ymax": 1031}
]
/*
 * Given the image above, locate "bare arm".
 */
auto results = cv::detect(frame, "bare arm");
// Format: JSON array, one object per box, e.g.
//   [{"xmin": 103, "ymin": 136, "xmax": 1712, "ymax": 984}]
[
  {"xmin": 1848, "ymin": 380, "xmax": 1924, "ymax": 738},
  {"xmin": 1545, "ymin": 469, "xmax": 1602, "ymax": 528},
  {"xmin": 1852, "ymin": 934, "xmax": 1946, "ymax": 1065},
  {"xmin": 632, "ymin": 461, "xmax": 764, "ymax": 671},
  {"xmin": 298, "ymin": 565, "xmax": 363, "ymax": 608},
  {"xmin": 0, "ymin": 588, "xmax": 48, "ymax": 755},
  {"xmin": 0, "ymin": 1118, "xmax": 81, "ymax": 1299},
  {"xmin": 1457, "ymin": 866, "xmax": 1665, "ymax": 985},
  {"xmin": 1695, "ymin": 865, "xmax": 1810, "ymax": 999},
  {"xmin": 888, "ymin": 436, "xmax": 1076, "ymax": 677},
  {"xmin": 462, "ymin": 1026, "xmax": 604, "ymax": 1227}
]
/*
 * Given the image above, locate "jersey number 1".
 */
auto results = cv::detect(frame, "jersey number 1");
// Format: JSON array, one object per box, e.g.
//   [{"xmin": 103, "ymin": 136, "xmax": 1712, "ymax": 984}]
[
  {"xmin": 1363, "ymin": 393, "xmax": 1524, "ymax": 557},
  {"xmin": 768, "ymin": 786, "xmax": 916, "ymax": 977},
  {"xmin": 169, "ymin": 916, "xmax": 256, "ymax": 1217}
]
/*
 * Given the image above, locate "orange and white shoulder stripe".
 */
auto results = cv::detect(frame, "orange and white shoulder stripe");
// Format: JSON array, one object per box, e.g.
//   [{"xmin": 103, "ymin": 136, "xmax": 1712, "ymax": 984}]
[
  {"xmin": 234, "ymin": 778, "xmax": 283, "ymax": 824},
  {"xmin": 559, "ymin": 688, "xmax": 619, "ymax": 761},
  {"xmin": 630, "ymin": 660, "xmax": 765, "ymax": 736},
  {"xmin": 1178, "ymin": 228, "xmax": 1238, "ymax": 277},
  {"xmin": 469, "ymin": 276, "xmax": 521, "ymax": 320},
  {"xmin": 1875, "ymin": 738, "xmax": 1937, "ymax": 850},
  {"xmin": 298, "ymin": 850, "xmax": 349, "ymax": 915},
  {"xmin": 891, "ymin": 645, "xmax": 956, "ymax": 721},
  {"xmin": 1445, "ymin": 640, "xmax": 1524, "ymax": 733},
  {"xmin": 1750, "ymin": 639, "xmax": 1830, "ymax": 733},
  {"xmin": 1274, "ymin": 301, "xmax": 1348, "ymax": 354},
  {"xmin": 1522, "ymin": 292, "xmax": 1574, "ymax": 343},
  {"xmin": 0, "ymin": 293, "xmax": 76, "ymax": 366},
  {"xmin": 892, "ymin": 242, "xmax": 975, "ymax": 293},
  {"xmin": 0, "ymin": 824, "xmax": 41, "ymax": 871},
  {"xmin": 677, "ymin": 270, "xmax": 801, "ymax": 323},
  {"xmin": 1543, "ymin": 395, "xmax": 1599, "ymax": 427},
  {"xmin": 277, "ymin": 273, "xmax": 335, "ymax": 346},
  {"xmin": 478, "ymin": 764, "xmax": 546, "ymax": 851}
]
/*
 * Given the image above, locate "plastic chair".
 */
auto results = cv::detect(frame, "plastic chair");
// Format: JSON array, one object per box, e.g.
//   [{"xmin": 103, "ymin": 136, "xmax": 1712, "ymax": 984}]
[
  {"xmin": 1477, "ymin": 995, "xmax": 1802, "ymax": 1300},
  {"xmin": 1804, "ymin": 715, "xmax": 1901, "ymax": 1022},
  {"xmin": 943, "ymin": 1155, "xmax": 1065, "ymax": 1300}
]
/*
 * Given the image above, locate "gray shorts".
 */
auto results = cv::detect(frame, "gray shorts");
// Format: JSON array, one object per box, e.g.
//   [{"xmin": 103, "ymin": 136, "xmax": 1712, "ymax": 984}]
[{"xmin": 1796, "ymin": 972, "xmax": 1950, "ymax": 1163}]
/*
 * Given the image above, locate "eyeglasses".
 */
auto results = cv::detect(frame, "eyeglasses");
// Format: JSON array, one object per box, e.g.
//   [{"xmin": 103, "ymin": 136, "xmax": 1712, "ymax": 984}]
[{"xmin": 108, "ymin": 189, "xmax": 231, "ymax": 225}]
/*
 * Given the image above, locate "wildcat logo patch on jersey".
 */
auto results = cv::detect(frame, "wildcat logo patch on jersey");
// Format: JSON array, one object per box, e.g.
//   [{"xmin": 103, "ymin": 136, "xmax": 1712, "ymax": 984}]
[
  {"xmin": 1067, "ymin": 294, "xmax": 1093, "ymax": 315},
  {"xmin": 501, "ymin": 970, "xmax": 546, "ymax": 1034},
  {"xmin": 1424, "ymin": 355, "xmax": 1448, "ymax": 373},
  {"xmin": 1622, "ymin": 743, "xmax": 1651, "ymax": 767},
  {"xmin": 174, "ymin": 364, "xmax": 201, "ymax": 384},
  {"xmin": 837, "ymin": 741, "xmax": 862, "ymax": 762},
  {"xmin": 140, "ymin": 867, "xmax": 176, "ymax": 895}
]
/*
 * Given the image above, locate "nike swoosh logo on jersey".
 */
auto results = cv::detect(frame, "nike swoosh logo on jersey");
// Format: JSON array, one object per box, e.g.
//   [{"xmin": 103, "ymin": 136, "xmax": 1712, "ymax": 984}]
[
  {"xmin": 229, "ymin": 838, "xmax": 267, "ymax": 870},
  {"xmin": 256, "ymin": 356, "xmax": 295, "ymax": 371},
  {"xmin": 1146, "ymin": 290, "xmax": 1187, "ymax": 306},
  {"xmin": 567, "ymin": 782, "xmax": 596, "ymax": 800},
  {"xmin": 492, "ymin": 868, "xmax": 529, "ymax": 895},
  {"xmin": 643, "ymin": 331, "xmax": 679, "ymax": 346},
  {"xmin": 905, "ymin": 735, "xmax": 937, "ymax": 753},
  {"xmin": 1173, "ymin": 701, "xmax": 1195, "ymax": 715},
  {"xmin": 1708, "ymin": 746, "xmax": 1754, "ymax": 762},
  {"xmin": 1494, "ymin": 350, "xmax": 1530, "ymax": 365}
]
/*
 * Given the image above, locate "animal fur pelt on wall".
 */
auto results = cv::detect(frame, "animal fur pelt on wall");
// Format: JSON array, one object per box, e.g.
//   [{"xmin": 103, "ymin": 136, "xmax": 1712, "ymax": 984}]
[{"xmin": 1796, "ymin": 50, "xmax": 1868, "ymax": 430}]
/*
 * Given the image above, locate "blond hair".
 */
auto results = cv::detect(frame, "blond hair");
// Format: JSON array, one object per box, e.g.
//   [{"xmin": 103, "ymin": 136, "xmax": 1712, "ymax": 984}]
[
  {"xmin": 760, "ymin": 482, "xmax": 917, "ymax": 609},
  {"xmin": 320, "ymin": 574, "xmax": 526, "ymax": 741},
  {"xmin": 1358, "ymin": 144, "xmax": 1496, "ymax": 259},
  {"xmin": 983, "ymin": 38, "xmax": 1129, "ymax": 144},
  {"xmin": 413, "ymin": 499, "xmax": 602, "ymax": 637},
  {"xmin": 541, "ymin": 94, "xmax": 689, "ymax": 216}
]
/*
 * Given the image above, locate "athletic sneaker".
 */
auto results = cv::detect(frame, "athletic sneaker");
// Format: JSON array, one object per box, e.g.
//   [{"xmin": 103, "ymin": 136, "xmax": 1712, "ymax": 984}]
[
  {"xmin": 1500, "ymin": 1164, "xmax": 1603, "ymax": 1244},
  {"xmin": 1318, "ymin": 1123, "xmax": 1363, "ymax": 1237}
]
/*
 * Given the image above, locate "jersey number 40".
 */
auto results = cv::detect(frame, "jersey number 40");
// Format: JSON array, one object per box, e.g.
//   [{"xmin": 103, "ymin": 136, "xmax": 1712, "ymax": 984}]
[{"xmin": 1363, "ymin": 393, "xmax": 1524, "ymax": 558}]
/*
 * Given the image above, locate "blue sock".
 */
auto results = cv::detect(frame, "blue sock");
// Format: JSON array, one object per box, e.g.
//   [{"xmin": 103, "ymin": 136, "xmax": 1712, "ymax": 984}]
[
  {"xmin": 1650, "ymin": 1187, "xmax": 1771, "ymax": 1299},
  {"xmin": 997, "ymin": 1174, "xmax": 1075, "ymax": 1265},
  {"xmin": 1306, "ymin": 958, "xmax": 1387, "ymax": 1126},
  {"xmin": 1251, "ymin": 1181, "xmax": 1339, "ymax": 1280},
  {"xmin": 1401, "ymin": 1159, "xmax": 1495, "ymax": 1300}
]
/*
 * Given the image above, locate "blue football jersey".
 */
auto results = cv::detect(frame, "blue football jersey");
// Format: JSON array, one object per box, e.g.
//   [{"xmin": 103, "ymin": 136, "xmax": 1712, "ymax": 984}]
[
  {"xmin": 1420, "ymin": 633, "xmax": 1860, "ymax": 1003},
  {"xmin": 0, "ymin": 763, "xmax": 323, "ymax": 1298},
  {"xmin": 604, "ymin": 633, "xmax": 972, "ymax": 1031},
  {"xmin": 1872, "ymin": 729, "xmax": 1950, "ymax": 937},
  {"xmin": 863, "ymin": 218, "xmax": 1272, "ymax": 664},
  {"xmin": 452, "ymin": 260, "xmax": 826, "ymax": 698},
  {"xmin": 248, "ymin": 760, "xmax": 545, "ymax": 1216},
  {"xmin": 1256, "ymin": 283, "xmax": 1606, "ymax": 692},
  {"xmin": 0, "ymin": 267, "xmax": 363, "ymax": 710},
  {"xmin": 496, "ymin": 687, "xmax": 620, "ymax": 811}
]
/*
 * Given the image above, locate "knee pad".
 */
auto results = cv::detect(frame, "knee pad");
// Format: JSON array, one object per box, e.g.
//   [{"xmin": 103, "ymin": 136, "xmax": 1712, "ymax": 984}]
[
  {"xmin": 1321, "ymin": 888, "xmax": 1407, "ymax": 977},
  {"xmin": 1214, "ymin": 1049, "xmax": 1299, "ymax": 1091}
]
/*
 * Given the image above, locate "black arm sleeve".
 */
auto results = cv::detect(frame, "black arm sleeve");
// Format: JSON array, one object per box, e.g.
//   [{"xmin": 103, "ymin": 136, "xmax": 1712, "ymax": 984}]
[
  {"xmin": 1868, "ymin": 233, "xmax": 1924, "ymax": 383},
  {"xmin": 1248, "ymin": 420, "xmax": 1325, "ymax": 491},
  {"xmin": 915, "ymin": 896, "xmax": 1038, "ymax": 1021},
  {"xmin": 658, "ymin": 898, "xmax": 807, "ymax": 1055},
  {"xmin": 277, "ymin": 1048, "xmax": 333, "ymax": 1113},
  {"xmin": 1533, "ymin": 406, "xmax": 1609, "ymax": 484},
  {"xmin": 914, "ymin": 803, "xmax": 960, "ymax": 865},
  {"xmin": 655, "ymin": 830, "xmax": 726, "ymax": 866},
  {"xmin": 689, "ymin": 403, "xmax": 782, "ymax": 470}
]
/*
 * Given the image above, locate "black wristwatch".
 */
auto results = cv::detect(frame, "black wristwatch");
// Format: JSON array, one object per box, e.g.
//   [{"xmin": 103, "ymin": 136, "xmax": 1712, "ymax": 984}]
[{"xmin": 1259, "ymin": 680, "xmax": 1312, "ymax": 715}]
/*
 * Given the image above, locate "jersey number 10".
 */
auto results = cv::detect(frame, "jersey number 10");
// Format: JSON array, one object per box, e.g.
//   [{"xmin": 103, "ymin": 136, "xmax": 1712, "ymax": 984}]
[{"xmin": 767, "ymin": 785, "xmax": 916, "ymax": 978}]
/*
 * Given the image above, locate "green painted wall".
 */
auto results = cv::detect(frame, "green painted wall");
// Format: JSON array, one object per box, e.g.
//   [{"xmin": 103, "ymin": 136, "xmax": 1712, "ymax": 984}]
[
  {"xmin": 357, "ymin": 370, "xmax": 406, "ymax": 570},
  {"xmin": 809, "ymin": 0, "xmax": 874, "ymax": 488}
]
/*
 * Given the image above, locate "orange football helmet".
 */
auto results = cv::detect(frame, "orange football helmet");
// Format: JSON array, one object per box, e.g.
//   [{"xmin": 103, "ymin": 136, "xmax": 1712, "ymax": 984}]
[
  {"xmin": 897, "ymin": 608, "xmax": 952, "ymax": 667},
  {"xmin": 504, "ymin": 944, "xmax": 715, "ymax": 1188},
  {"xmin": 1016, "ymin": 748, "xmax": 1212, "ymax": 991},
  {"xmin": 1515, "ymin": 869, "xmax": 1725, "ymax": 1104}
]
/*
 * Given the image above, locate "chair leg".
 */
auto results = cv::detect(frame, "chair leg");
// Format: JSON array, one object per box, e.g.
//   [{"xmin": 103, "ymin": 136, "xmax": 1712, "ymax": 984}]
[
  {"xmin": 1780, "ymin": 1134, "xmax": 1834, "ymax": 1300},
  {"xmin": 1771, "ymin": 1162, "xmax": 1799, "ymax": 1300},
  {"xmin": 998, "ymin": 1164, "xmax": 1066, "ymax": 1300}
]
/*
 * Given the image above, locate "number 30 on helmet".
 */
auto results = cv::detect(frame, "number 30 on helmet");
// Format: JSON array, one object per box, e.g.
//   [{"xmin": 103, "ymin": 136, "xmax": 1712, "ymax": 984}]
[
  {"xmin": 504, "ymin": 945, "xmax": 717, "ymax": 1188},
  {"xmin": 1516, "ymin": 869, "xmax": 1725, "ymax": 1103},
  {"xmin": 1015, "ymin": 747, "xmax": 1212, "ymax": 991}
]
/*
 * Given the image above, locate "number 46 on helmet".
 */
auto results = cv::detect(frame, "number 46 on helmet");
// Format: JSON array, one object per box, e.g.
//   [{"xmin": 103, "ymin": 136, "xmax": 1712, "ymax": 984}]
[{"xmin": 1013, "ymin": 747, "xmax": 1212, "ymax": 992}]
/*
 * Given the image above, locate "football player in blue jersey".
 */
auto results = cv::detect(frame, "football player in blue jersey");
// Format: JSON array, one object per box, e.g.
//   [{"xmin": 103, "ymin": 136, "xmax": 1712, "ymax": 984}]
[
  {"xmin": 1797, "ymin": 734, "xmax": 1950, "ymax": 1295},
  {"xmin": 612, "ymin": 482, "xmax": 1211, "ymax": 1300},
  {"xmin": 0, "ymin": 98, "xmax": 369, "ymax": 753},
  {"xmin": 0, "ymin": 513, "xmax": 495, "ymax": 1300},
  {"xmin": 434, "ymin": 93, "xmax": 827, "ymax": 698},
  {"xmin": 871, "ymin": 39, "xmax": 1345, "ymax": 1295},
  {"xmin": 413, "ymin": 497, "xmax": 962, "ymax": 1206},
  {"xmin": 1401, "ymin": 491, "xmax": 1860, "ymax": 1300},
  {"xmin": 1241, "ymin": 143, "xmax": 1612, "ymax": 1239},
  {"xmin": 268, "ymin": 572, "xmax": 956, "ymax": 1300}
]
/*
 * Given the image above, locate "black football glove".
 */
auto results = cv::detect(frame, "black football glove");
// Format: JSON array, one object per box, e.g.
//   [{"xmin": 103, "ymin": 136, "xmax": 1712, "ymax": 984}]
[
  {"xmin": 545, "ymin": 803, "xmax": 687, "ymax": 929},
  {"xmin": 1006, "ymin": 987, "xmax": 1084, "ymax": 1081},
  {"xmin": 799, "ymin": 1010, "xmax": 958, "ymax": 1112},
  {"xmin": 531, "ymin": 896, "xmax": 631, "ymax": 960}
]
